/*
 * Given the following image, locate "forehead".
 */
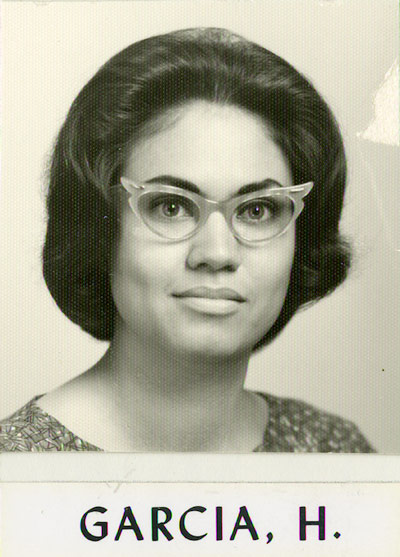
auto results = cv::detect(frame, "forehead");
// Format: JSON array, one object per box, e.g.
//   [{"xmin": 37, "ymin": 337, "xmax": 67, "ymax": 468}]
[{"xmin": 124, "ymin": 101, "xmax": 292, "ymax": 200}]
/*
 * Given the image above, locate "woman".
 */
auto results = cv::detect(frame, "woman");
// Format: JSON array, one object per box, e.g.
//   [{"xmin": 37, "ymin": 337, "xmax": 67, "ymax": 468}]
[{"xmin": 0, "ymin": 28, "xmax": 374, "ymax": 452}]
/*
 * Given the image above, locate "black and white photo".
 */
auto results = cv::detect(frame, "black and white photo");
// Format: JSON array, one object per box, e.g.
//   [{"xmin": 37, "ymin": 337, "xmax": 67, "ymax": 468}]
[{"xmin": 1, "ymin": 1, "xmax": 398, "ymax": 455}]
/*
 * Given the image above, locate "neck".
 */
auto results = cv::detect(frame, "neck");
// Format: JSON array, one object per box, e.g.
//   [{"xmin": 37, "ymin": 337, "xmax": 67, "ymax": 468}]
[{"xmin": 93, "ymin": 325, "xmax": 262, "ymax": 452}]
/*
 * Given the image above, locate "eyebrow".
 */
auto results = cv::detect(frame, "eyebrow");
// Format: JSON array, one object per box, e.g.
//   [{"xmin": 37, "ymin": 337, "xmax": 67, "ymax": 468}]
[{"xmin": 144, "ymin": 175, "xmax": 284, "ymax": 198}]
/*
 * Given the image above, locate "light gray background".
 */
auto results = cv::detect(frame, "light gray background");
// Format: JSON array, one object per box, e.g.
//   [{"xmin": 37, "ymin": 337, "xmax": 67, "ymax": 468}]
[{"xmin": 1, "ymin": 0, "xmax": 399, "ymax": 453}]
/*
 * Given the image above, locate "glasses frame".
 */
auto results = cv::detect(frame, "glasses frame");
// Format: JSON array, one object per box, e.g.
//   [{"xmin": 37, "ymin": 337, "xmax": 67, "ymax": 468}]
[{"xmin": 120, "ymin": 177, "xmax": 313, "ymax": 243}]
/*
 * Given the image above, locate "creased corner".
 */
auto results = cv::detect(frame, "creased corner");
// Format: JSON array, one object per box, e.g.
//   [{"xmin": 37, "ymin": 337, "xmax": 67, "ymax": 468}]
[{"xmin": 358, "ymin": 60, "xmax": 399, "ymax": 147}]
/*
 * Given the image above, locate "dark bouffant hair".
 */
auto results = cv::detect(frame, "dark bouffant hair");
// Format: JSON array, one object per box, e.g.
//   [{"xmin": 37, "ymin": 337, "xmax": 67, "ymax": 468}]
[{"xmin": 43, "ymin": 27, "xmax": 351, "ymax": 350}]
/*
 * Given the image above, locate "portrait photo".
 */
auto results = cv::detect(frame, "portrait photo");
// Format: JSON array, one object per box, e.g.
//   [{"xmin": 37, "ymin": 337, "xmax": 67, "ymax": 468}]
[{"xmin": 1, "ymin": 0, "xmax": 399, "ymax": 455}]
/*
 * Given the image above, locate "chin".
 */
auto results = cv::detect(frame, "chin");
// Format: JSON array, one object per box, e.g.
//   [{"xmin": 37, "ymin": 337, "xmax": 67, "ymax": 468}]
[{"xmin": 170, "ymin": 329, "xmax": 255, "ymax": 360}]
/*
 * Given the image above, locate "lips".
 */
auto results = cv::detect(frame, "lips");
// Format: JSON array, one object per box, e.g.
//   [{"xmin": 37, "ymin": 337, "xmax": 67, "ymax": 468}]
[{"xmin": 173, "ymin": 287, "xmax": 246, "ymax": 302}]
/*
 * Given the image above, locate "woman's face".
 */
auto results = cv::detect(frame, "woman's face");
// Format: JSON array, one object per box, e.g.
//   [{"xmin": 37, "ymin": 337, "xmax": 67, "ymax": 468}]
[{"xmin": 112, "ymin": 101, "xmax": 294, "ymax": 357}]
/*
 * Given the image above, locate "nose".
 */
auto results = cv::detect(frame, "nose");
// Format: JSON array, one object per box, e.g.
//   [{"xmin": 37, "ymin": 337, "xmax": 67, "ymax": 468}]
[{"xmin": 186, "ymin": 211, "xmax": 241, "ymax": 272}]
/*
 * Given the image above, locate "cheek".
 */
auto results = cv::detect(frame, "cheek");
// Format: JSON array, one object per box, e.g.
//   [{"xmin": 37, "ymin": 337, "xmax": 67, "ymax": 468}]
[
  {"xmin": 248, "ymin": 232, "xmax": 294, "ymax": 315},
  {"xmin": 110, "ymin": 236, "xmax": 179, "ymax": 336},
  {"xmin": 110, "ymin": 214, "xmax": 184, "ymax": 307}
]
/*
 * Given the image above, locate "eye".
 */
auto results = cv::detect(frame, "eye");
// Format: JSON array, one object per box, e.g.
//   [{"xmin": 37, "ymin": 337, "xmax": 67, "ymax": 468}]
[
  {"xmin": 235, "ymin": 199, "xmax": 276, "ymax": 223},
  {"xmin": 148, "ymin": 195, "xmax": 194, "ymax": 219}
]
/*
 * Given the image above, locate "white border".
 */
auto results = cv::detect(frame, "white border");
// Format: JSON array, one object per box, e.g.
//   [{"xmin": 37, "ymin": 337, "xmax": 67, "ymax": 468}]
[{"xmin": 1, "ymin": 454, "xmax": 399, "ymax": 483}]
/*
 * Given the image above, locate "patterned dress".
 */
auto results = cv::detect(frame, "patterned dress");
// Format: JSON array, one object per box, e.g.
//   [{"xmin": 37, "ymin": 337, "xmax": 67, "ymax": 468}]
[{"xmin": 0, "ymin": 393, "xmax": 375, "ymax": 453}]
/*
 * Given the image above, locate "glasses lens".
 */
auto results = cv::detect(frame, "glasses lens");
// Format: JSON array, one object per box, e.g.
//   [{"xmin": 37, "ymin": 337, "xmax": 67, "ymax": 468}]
[
  {"xmin": 138, "ymin": 191, "xmax": 200, "ymax": 239},
  {"xmin": 232, "ymin": 194, "xmax": 294, "ymax": 241}
]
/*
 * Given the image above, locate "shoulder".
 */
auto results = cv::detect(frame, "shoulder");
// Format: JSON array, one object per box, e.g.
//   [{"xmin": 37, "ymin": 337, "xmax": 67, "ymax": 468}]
[
  {"xmin": 0, "ymin": 397, "xmax": 101, "ymax": 452},
  {"xmin": 255, "ymin": 393, "xmax": 375, "ymax": 453}
]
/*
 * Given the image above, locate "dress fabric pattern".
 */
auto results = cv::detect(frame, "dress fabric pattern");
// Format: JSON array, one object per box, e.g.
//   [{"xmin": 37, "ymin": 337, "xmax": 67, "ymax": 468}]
[
  {"xmin": 0, "ymin": 397, "xmax": 100, "ymax": 452},
  {"xmin": 0, "ymin": 394, "xmax": 375, "ymax": 453}
]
